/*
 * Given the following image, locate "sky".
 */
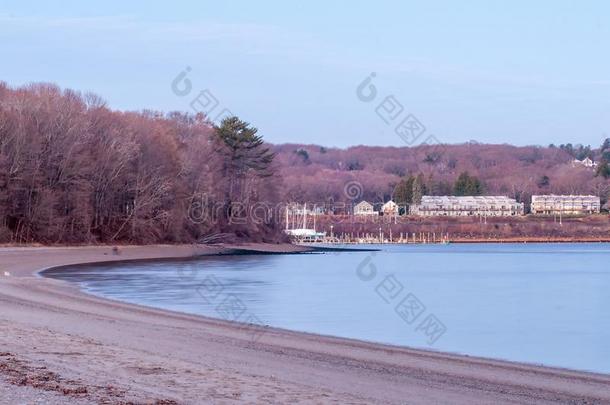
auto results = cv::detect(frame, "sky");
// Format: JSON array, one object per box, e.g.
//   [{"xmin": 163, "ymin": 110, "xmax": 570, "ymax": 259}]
[{"xmin": 1, "ymin": 1, "xmax": 609, "ymax": 148}]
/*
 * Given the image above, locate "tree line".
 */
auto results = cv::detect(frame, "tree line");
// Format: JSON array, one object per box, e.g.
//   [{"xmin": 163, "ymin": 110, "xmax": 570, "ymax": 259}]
[
  {"xmin": 0, "ymin": 83, "xmax": 282, "ymax": 244},
  {"xmin": 3, "ymin": 82, "xmax": 610, "ymax": 244},
  {"xmin": 392, "ymin": 172, "xmax": 483, "ymax": 211}
]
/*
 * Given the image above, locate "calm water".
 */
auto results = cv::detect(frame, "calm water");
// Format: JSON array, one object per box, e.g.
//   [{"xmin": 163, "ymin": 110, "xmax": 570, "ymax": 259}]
[{"xmin": 44, "ymin": 243, "xmax": 610, "ymax": 374}]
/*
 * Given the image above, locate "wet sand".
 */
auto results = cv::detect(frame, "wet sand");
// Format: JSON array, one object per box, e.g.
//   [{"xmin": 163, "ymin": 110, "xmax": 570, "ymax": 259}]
[{"xmin": 1, "ymin": 245, "xmax": 609, "ymax": 404}]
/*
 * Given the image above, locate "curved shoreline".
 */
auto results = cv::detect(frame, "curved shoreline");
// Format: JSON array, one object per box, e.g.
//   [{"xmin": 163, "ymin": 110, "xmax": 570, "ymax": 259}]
[{"xmin": 1, "ymin": 245, "xmax": 610, "ymax": 404}]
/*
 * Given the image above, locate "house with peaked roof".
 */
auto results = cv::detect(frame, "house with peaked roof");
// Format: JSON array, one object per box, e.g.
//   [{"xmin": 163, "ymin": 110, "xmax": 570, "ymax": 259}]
[
  {"xmin": 381, "ymin": 200, "xmax": 399, "ymax": 216},
  {"xmin": 573, "ymin": 157, "xmax": 598, "ymax": 168},
  {"xmin": 353, "ymin": 200, "xmax": 376, "ymax": 215}
]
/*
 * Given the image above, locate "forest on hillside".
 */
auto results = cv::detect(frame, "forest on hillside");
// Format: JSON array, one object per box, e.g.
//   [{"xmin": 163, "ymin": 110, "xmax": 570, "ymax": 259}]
[
  {"xmin": 275, "ymin": 140, "xmax": 610, "ymax": 210},
  {"xmin": 1, "ymin": 82, "xmax": 609, "ymax": 244},
  {"xmin": 0, "ymin": 83, "xmax": 281, "ymax": 244}
]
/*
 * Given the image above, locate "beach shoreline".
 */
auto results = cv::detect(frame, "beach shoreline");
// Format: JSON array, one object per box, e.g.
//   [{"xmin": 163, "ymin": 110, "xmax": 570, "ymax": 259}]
[{"xmin": 1, "ymin": 244, "xmax": 609, "ymax": 404}]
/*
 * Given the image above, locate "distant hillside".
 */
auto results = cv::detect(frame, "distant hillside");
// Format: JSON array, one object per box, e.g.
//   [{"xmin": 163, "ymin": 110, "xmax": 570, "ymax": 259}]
[
  {"xmin": 273, "ymin": 142, "xmax": 610, "ymax": 208},
  {"xmin": 2, "ymin": 81, "xmax": 608, "ymax": 245}
]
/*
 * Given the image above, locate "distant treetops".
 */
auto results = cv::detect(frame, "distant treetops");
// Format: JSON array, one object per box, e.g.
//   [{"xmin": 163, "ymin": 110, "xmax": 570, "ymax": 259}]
[
  {"xmin": 596, "ymin": 138, "xmax": 610, "ymax": 179},
  {"xmin": 552, "ymin": 139, "xmax": 610, "ymax": 179},
  {"xmin": 453, "ymin": 172, "xmax": 483, "ymax": 196},
  {"xmin": 0, "ymin": 82, "xmax": 281, "ymax": 244},
  {"xmin": 394, "ymin": 171, "xmax": 483, "ymax": 208}
]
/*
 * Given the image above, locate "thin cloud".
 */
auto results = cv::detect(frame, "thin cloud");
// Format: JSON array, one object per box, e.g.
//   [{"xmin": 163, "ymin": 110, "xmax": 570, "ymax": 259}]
[{"xmin": 0, "ymin": 13, "xmax": 286, "ymax": 44}]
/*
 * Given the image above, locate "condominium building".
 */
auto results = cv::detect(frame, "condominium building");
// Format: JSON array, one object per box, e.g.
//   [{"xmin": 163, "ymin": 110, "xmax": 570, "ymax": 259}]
[
  {"xmin": 410, "ymin": 196, "xmax": 524, "ymax": 216},
  {"xmin": 530, "ymin": 195, "xmax": 600, "ymax": 215}
]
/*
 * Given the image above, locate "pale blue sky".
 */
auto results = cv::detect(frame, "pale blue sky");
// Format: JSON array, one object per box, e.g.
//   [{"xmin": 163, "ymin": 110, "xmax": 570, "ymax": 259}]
[{"xmin": 1, "ymin": 1, "xmax": 609, "ymax": 147}]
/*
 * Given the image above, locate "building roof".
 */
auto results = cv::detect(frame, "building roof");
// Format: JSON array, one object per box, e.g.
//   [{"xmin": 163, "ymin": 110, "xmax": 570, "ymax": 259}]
[
  {"xmin": 354, "ymin": 200, "xmax": 373, "ymax": 208},
  {"xmin": 419, "ymin": 196, "xmax": 520, "ymax": 204},
  {"xmin": 573, "ymin": 157, "xmax": 598, "ymax": 167},
  {"xmin": 532, "ymin": 194, "xmax": 599, "ymax": 199}
]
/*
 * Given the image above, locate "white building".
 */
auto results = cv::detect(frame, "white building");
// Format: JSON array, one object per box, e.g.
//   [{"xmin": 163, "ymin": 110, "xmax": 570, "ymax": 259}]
[
  {"xmin": 381, "ymin": 200, "xmax": 399, "ymax": 216},
  {"xmin": 531, "ymin": 195, "xmax": 600, "ymax": 215},
  {"xmin": 410, "ymin": 196, "xmax": 524, "ymax": 217},
  {"xmin": 573, "ymin": 157, "xmax": 598, "ymax": 168},
  {"xmin": 353, "ymin": 200, "xmax": 376, "ymax": 215}
]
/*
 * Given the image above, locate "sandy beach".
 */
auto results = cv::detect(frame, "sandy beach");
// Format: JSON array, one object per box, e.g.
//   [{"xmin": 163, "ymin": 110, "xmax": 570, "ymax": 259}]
[{"xmin": 1, "ymin": 245, "xmax": 610, "ymax": 404}]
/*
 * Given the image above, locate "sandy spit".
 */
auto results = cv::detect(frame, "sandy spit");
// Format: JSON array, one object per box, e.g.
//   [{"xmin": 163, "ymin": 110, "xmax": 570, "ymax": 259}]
[{"xmin": 0, "ymin": 244, "xmax": 609, "ymax": 404}]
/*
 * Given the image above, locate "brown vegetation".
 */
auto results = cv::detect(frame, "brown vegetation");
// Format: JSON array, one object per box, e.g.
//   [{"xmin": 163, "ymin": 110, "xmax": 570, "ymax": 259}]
[
  {"xmin": 2, "ymin": 81, "xmax": 609, "ymax": 244},
  {"xmin": 0, "ymin": 83, "xmax": 282, "ymax": 244},
  {"xmin": 275, "ymin": 141, "xmax": 610, "ymax": 209}
]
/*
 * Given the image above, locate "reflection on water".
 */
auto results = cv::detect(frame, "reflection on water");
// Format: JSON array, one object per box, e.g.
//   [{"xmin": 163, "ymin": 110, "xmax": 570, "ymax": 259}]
[{"xmin": 44, "ymin": 243, "xmax": 610, "ymax": 374}]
